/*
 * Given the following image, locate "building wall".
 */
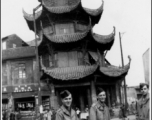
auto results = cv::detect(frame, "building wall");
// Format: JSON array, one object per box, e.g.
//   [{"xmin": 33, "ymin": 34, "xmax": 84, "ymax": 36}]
[
  {"xmin": 2, "ymin": 58, "xmax": 38, "ymax": 93},
  {"xmin": 142, "ymin": 48, "xmax": 149, "ymax": 84},
  {"xmin": 2, "ymin": 62, "xmax": 7, "ymax": 85},
  {"xmin": 126, "ymin": 87, "xmax": 137, "ymax": 105},
  {"xmin": 2, "ymin": 34, "xmax": 28, "ymax": 50}
]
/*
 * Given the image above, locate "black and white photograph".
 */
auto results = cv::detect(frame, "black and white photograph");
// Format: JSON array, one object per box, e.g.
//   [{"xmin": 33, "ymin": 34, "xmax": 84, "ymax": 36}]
[{"xmin": 1, "ymin": 0, "xmax": 151, "ymax": 120}]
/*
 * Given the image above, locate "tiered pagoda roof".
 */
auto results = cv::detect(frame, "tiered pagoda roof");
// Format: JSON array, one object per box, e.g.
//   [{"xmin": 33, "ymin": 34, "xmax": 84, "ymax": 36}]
[
  {"xmin": 23, "ymin": 0, "xmax": 103, "ymax": 29},
  {"xmin": 23, "ymin": 0, "xmax": 131, "ymax": 81}
]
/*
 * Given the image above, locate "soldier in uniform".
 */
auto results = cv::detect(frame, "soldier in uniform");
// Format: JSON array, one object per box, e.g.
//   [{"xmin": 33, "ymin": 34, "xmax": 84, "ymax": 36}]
[
  {"xmin": 89, "ymin": 88, "xmax": 110, "ymax": 120},
  {"xmin": 136, "ymin": 83, "xmax": 149, "ymax": 120},
  {"xmin": 55, "ymin": 90, "xmax": 79, "ymax": 120}
]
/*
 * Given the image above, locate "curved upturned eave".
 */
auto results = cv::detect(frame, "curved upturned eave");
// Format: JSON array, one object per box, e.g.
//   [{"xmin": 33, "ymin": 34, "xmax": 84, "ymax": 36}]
[
  {"xmin": 100, "ymin": 56, "xmax": 131, "ymax": 77},
  {"xmin": 42, "ymin": 0, "xmax": 81, "ymax": 14},
  {"xmin": 40, "ymin": 58, "xmax": 98, "ymax": 80},
  {"xmin": 43, "ymin": 31, "xmax": 89, "ymax": 43},
  {"xmin": 83, "ymin": 0, "xmax": 104, "ymax": 16},
  {"xmin": 41, "ymin": 21, "xmax": 91, "ymax": 43},
  {"xmin": 22, "ymin": 9, "xmax": 42, "ymax": 21},
  {"xmin": 92, "ymin": 26, "xmax": 115, "ymax": 44}
]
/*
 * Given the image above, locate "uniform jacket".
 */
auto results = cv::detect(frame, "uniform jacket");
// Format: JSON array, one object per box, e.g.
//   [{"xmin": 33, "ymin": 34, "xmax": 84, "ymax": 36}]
[
  {"xmin": 137, "ymin": 93, "xmax": 149, "ymax": 120},
  {"xmin": 55, "ymin": 105, "xmax": 79, "ymax": 120},
  {"xmin": 89, "ymin": 101, "xmax": 110, "ymax": 120}
]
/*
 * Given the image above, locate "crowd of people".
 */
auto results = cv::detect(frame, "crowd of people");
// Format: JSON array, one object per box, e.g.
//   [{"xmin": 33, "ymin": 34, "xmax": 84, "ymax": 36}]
[{"xmin": 2, "ymin": 83, "xmax": 150, "ymax": 120}]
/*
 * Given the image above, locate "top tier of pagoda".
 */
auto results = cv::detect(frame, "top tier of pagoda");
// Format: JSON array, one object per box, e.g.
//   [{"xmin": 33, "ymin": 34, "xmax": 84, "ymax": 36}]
[{"xmin": 23, "ymin": 0, "xmax": 115, "ymax": 51}]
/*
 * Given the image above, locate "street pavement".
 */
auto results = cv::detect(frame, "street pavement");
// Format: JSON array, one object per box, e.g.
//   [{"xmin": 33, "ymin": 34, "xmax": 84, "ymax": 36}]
[{"xmin": 111, "ymin": 115, "xmax": 136, "ymax": 120}]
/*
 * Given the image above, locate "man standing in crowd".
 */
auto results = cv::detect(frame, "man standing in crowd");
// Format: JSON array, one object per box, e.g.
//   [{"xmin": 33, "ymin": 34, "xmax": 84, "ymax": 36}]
[
  {"xmin": 136, "ymin": 83, "xmax": 150, "ymax": 120},
  {"xmin": 89, "ymin": 88, "xmax": 110, "ymax": 120},
  {"xmin": 55, "ymin": 90, "xmax": 79, "ymax": 120}
]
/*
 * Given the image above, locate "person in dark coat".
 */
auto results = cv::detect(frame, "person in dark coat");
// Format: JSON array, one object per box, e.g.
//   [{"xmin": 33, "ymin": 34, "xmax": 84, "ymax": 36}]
[
  {"xmin": 2, "ymin": 110, "xmax": 7, "ymax": 120},
  {"xmin": 55, "ymin": 90, "xmax": 79, "ymax": 120},
  {"xmin": 119, "ymin": 104, "xmax": 126, "ymax": 118},
  {"xmin": 16, "ymin": 110, "xmax": 22, "ymax": 120},
  {"xmin": 10, "ymin": 112, "xmax": 15, "ymax": 120},
  {"xmin": 136, "ymin": 83, "xmax": 149, "ymax": 120},
  {"xmin": 89, "ymin": 88, "xmax": 111, "ymax": 120}
]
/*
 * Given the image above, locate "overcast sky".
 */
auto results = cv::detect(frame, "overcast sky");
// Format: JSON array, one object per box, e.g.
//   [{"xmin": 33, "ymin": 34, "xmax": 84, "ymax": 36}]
[{"xmin": 1, "ymin": 0, "xmax": 151, "ymax": 86}]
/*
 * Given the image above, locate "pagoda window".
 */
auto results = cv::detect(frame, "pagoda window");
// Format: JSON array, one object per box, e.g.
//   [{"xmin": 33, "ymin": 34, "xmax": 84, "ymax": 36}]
[
  {"xmin": 56, "ymin": 52, "xmax": 69, "ymax": 67},
  {"xmin": 42, "ymin": 54, "xmax": 53, "ymax": 67},
  {"xmin": 43, "ymin": 26, "xmax": 53, "ymax": 34},
  {"xmin": 76, "ymin": 23, "xmax": 87, "ymax": 32},
  {"xmin": 55, "ymin": 23, "xmax": 74, "ymax": 34},
  {"xmin": 54, "ymin": 51, "xmax": 92, "ymax": 67},
  {"xmin": 68, "ymin": 51, "xmax": 78, "ymax": 67}
]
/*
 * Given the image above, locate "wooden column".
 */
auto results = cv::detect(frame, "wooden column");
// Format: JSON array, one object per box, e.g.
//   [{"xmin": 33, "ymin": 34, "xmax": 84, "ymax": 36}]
[
  {"xmin": 100, "ymin": 52, "xmax": 105, "ymax": 66},
  {"xmin": 8, "ymin": 93, "xmax": 14, "ymax": 111},
  {"xmin": 79, "ymin": 91, "xmax": 85, "ymax": 111},
  {"xmin": 87, "ymin": 88, "xmax": 91, "ymax": 108},
  {"xmin": 118, "ymin": 83, "xmax": 122, "ymax": 105},
  {"xmin": 97, "ymin": 50, "xmax": 105, "ymax": 67},
  {"xmin": 56, "ymin": 90, "xmax": 61, "ymax": 106},
  {"xmin": 115, "ymin": 83, "xmax": 121, "ymax": 105},
  {"xmin": 106, "ymin": 88, "xmax": 111, "ymax": 108},
  {"xmin": 90, "ymin": 78, "xmax": 97, "ymax": 104},
  {"xmin": 110, "ymin": 86, "xmax": 115, "ymax": 106},
  {"xmin": 120, "ymin": 85, "xmax": 124, "ymax": 104},
  {"xmin": 6, "ymin": 61, "xmax": 11, "ymax": 86},
  {"xmin": 49, "ymin": 83, "xmax": 59, "ymax": 110}
]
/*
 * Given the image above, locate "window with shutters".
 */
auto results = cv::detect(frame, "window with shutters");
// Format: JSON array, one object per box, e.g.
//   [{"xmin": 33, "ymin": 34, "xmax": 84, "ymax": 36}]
[
  {"xmin": 11, "ymin": 63, "xmax": 27, "ymax": 85},
  {"xmin": 18, "ymin": 64, "xmax": 26, "ymax": 79},
  {"xmin": 42, "ymin": 54, "xmax": 54, "ymax": 67},
  {"xmin": 2, "ymin": 41, "xmax": 6, "ymax": 50}
]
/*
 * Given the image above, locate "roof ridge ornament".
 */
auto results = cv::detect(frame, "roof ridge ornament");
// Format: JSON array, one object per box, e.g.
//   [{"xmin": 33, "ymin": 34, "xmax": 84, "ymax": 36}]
[
  {"xmin": 22, "ymin": 8, "xmax": 42, "ymax": 21},
  {"xmin": 128, "ymin": 55, "xmax": 131, "ymax": 63}
]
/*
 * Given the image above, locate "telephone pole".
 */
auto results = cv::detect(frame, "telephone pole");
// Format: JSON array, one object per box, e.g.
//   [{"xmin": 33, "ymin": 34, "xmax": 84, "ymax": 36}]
[
  {"xmin": 33, "ymin": 3, "xmax": 42, "ymax": 116},
  {"xmin": 119, "ymin": 32, "xmax": 128, "ymax": 115}
]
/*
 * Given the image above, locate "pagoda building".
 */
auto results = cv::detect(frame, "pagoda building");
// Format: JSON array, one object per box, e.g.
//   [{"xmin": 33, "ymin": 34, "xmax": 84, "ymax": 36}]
[{"xmin": 23, "ymin": 0, "xmax": 131, "ymax": 111}]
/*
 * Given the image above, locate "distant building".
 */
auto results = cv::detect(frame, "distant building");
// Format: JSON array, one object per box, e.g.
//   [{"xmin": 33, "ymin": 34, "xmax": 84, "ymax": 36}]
[
  {"xmin": 2, "ymin": 34, "xmax": 37, "ymax": 117},
  {"xmin": 126, "ymin": 86, "xmax": 142, "ymax": 103},
  {"xmin": 2, "ymin": 34, "xmax": 28, "ymax": 50},
  {"xmin": 142, "ymin": 48, "xmax": 149, "ymax": 84}
]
